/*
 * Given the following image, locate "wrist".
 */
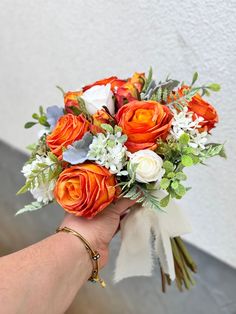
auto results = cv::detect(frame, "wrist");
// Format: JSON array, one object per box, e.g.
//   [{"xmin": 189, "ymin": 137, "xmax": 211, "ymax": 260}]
[
  {"xmin": 60, "ymin": 217, "xmax": 98, "ymax": 250},
  {"xmin": 60, "ymin": 214, "xmax": 107, "ymax": 268},
  {"xmin": 54, "ymin": 231, "xmax": 92, "ymax": 280}
]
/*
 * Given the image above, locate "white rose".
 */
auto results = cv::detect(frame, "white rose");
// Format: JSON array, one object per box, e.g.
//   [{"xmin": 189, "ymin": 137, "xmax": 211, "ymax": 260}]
[
  {"xmin": 81, "ymin": 83, "xmax": 115, "ymax": 115},
  {"xmin": 128, "ymin": 149, "xmax": 165, "ymax": 183}
]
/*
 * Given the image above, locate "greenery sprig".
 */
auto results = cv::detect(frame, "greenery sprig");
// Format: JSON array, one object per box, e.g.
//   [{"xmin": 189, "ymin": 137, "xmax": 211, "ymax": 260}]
[
  {"xmin": 69, "ymin": 96, "xmax": 91, "ymax": 120},
  {"xmin": 24, "ymin": 106, "xmax": 50, "ymax": 129},
  {"xmin": 156, "ymin": 133, "xmax": 225, "ymax": 207},
  {"xmin": 167, "ymin": 72, "xmax": 221, "ymax": 111},
  {"xmin": 141, "ymin": 67, "xmax": 180, "ymax": 102},
  {"xmin": 122, "ymin": 183, "xmax": 163, "ymax": 211},
  {"xmin": 17, "ymin": 153, "xmax": 62, "ymax": 195},
  {"xmin": 15, "ymin": 201, "xmax": 51, "ymax": 216}
]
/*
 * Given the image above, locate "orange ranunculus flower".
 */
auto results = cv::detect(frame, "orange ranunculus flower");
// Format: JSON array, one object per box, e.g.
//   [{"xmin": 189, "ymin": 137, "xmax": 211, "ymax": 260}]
[
  {"xmin": 54, "ymin": 163, "xmax": 117, "ymax": 219},
  {"xmin": 64, "ymin": 91, "xmax": 83, "ymax": 113},
  {"xmin": 115, "ymin": 82, "xmax": 138, "ymax": 109},
  {"xmin": 129, "ymin": 72, "xmax": 145, "ymax": 92},
  {"xmin": 46, "ymin": 114, "xmax": 90, "ymax": 157},
  {"xmin": 90, "ymin": 109, "xmax": 114, "ymax": 134},
  {"xmin": 116, "ymin": 100, "xmax": 173, "ymax": 153},
  {"xmin": 171, "ymin": 86, "xmax": 219, "ymax": 132},
  {"xmin": 188, "ymin": 93, "xmax": 218, "ymax": 132},
  {"xmin": 115, "ymin": 72, "xmax": 145, "ymax": 109},
  {"xmin": 92, "ymin": 109, "xmax": 113, "ymax": 127},
  {"xmin": 82, "ymin": 76, "xmax": 126, "ymax": 93}
]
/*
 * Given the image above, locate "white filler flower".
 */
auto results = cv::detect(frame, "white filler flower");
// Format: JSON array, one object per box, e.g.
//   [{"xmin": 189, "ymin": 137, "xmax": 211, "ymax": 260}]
[
  {"xmin": 81, "ymin": 83, "xmax": 115, "ymax": 115},
  {"xmin": 22, "ymin": 155, "xmax": 56, "ymax": 204},
  {"xmin": 87, "ymin": 131, "xmax": 128, "ymax": 175},
  {"xmin": 169, "ymin": 107, "xmax": 208, "ymax": 149},
  {"xmin": 128, "ymin": 149, "xmax": 165, "ymax": 183}
]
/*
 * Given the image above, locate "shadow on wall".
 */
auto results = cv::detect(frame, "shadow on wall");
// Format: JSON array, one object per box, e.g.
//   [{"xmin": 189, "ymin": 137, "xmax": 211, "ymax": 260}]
[{"xmin": 0, "ymin": 140, "xmax": 236, "ymax": 314}]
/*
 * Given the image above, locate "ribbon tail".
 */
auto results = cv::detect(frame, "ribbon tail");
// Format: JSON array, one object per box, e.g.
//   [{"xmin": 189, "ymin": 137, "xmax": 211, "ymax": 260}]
[
  {"xmin": 113, "ymin": 205, "xmax": 153, "ymax": 283},
  {"xmin": 154, "ymin": 228, "xmax": 176, "ymax": 281},
  {"xmin": 151, "ymin": 190, "xmax": 192, "ymax": 281}
]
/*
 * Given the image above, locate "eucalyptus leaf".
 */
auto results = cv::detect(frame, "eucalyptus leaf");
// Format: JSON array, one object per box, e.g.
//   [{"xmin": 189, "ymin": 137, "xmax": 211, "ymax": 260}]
[
  {"xmin": 101, "ymin": 123, "xmax": 114, "ymax": 134},
  {"xmin": 175, "ymin": 172, "xmax": 187, "ymax": 181},
  {"xmin": 175, "ymin": 184, "xmax": 186, "ymax": 197},
  {"xmin": 46, "ymin": 105, "xmax": 64, "ymax": 130},
  {"xmin": 160, "ymin": 194, "xmax": 170, "ymax": 207},
  {"xmin": 160, "ymin": 178, "xmax": 170, "ymax": 190},
  {"xmin": 63, "ymin": 132, "xmax": 93, "ymax": 164},
  {"xmin": 171, "ymin": 181, "xmax": 179, "ymax": 190},
  {"xmin": 179, "ymin": 133, "xmax": 190, "ymax": 145},
  {"xmin": 163, "ymin": 161, "xmax": 174, "ymax": 173},
  {"xmin": 181, "ymin": 155, "xmax": 193, "ymax": 167}
]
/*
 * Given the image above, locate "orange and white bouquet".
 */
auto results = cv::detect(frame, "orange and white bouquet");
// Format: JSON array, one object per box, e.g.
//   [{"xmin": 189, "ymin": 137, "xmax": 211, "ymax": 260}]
[{"xmin": 17, "ymin": 69, "xmax": 225, "ymax": 291}]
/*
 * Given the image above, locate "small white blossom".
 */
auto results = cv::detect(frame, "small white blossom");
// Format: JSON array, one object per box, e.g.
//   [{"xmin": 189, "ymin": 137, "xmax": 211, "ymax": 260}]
[
  {"xmin": 22, "ymin": 155, "xmax": 56, "ymax": 204},
  {"xmin": 169, "ymin": 107, "xmax": 208, "ymax": 149},
  {"xmin": 189, "ymin": 131, "xmax": 208, "ymax": 150},
  {"xmin": 87, "ymin": 132, "xmax": 128, "ymax": 175}
]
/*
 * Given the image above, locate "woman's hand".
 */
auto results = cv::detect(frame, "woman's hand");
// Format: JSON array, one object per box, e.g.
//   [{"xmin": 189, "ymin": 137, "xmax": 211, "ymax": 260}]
[{"xmin": 60, "ymin": 198, "xmax": 136, "ymax": 268}]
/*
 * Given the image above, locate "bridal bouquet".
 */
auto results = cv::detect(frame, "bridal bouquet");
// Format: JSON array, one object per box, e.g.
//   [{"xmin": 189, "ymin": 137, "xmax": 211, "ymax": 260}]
[{"xmin": 17, "ymin": 69, "xmax": 225, "ymax": 292}]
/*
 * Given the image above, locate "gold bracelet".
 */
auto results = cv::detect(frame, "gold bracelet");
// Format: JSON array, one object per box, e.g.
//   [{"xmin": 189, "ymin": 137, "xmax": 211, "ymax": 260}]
[{"xmin": 56, "ymin": 226, "xmax": 106, "ymax": 288}]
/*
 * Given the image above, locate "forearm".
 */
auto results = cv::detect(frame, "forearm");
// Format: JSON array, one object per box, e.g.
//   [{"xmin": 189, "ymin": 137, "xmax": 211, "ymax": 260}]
[{"xmin": 0, "ymin": 232, "xmax": 92, "ymax": 314}]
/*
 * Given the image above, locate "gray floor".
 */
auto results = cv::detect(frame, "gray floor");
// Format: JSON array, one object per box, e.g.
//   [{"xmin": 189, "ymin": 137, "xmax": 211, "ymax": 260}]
[{"xmin": 0, "ymin": 139, "xmax": 235, "ymax": 314}]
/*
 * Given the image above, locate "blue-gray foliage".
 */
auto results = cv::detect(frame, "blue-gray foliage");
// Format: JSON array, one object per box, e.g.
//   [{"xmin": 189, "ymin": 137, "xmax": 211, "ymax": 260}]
[
  {"xmin": 63, "ymin": 132, "xmax": 93, "ymax": 165},
  {"xmin": 46, "ymin": 105, "xmax": 64, "ymax": 130}
]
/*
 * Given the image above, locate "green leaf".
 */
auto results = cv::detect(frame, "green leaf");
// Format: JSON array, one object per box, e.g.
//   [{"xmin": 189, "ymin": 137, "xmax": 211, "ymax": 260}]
[
  {"xmin": 219, "ymin": 146, "xmax": 227, "ymax": 158},
  {"xmin": 15, "ymin": 201, "xmax": 48, "ymax": 216},
  {"xmin": 24, "ymin": 122, "xmax": 37, "ymax": 129},
  {"xmin": 184, "ymin": 147, "xmax": 197, "ymax": 155},
  {"xmin": 143, "ymin": 67, "xmax": 153, "ymax": 92},
  {"xmin": 32, "ymin": 113, "xmax": 39, "ymax": 120},
  {"xmin": 175, "ymin": 172, "xmax": 187, "ymax": 181},
  {"xmin": 48, "ymin": 152, "xmax": 58, "ymax": 162},
  {"xmin": 69, "ymin": 106, "xmax": 81, "ymax": 115},
  {"xmin": 114, "ymin": 125, "xmax": 122, "ymax": 134},
  {"xmin": 39, "ymin": 106, "xmax": 44, "ymax": 115},
  {"xmin": 191, "ymin": 155, "xmax": 200, "ymax": 164},
  {"xmin": 16, "ymin": 182, "xmax": 31, "ymax": 195},
  {"xmin": 179, "ymin": 133, "xmax": 190, "ymax": 145},
  {"xmin": 167, "ymin": 172, "xmax": 176, "ymax": 179},
  {"xmin": 160, "ymin": 194, "xmax": 170, "ymax": 207},
  {"xmin": 175, "ymin": 184, "xmax": 186, "ymax": 197},
  {"xmin": 191, "ymin": 72, "xmax": 198, "ymax": 86},
  {"xmin": 39, "ymin": 116, "xmax": 49, "ymax": 127},
  {"xmin": 181, "ymin": 155, "xmax": 193, "ymax": 167},
  {"xmin": 160, "ymin": 178, "xmax": 170, "ymax": 190},
  {"xmin": 101, "ymin": 123, "xmax": 114, "ymax": 133},
  {"xmin": 162, "ymin": 88, "xmax": 168, "ymax": 102},
  {"xmin": 163, "ymin": 160, "xmax": 174, "ymax": 173},
  {"xmin": 201, "ymin": 143, "xmax": 226, "ymax": 160},
  {"xmin": 26, "ymin": 143, "xmax": 37, "ymax": 152},
  {"xmin": 206, "ymin": 83, "xmax": 221, "ymax": 92},
  {"xmin": 56, "ymin": 85, "xmax": 66, "ymax": 95},
  {"xmin": 171, "ymin": 181, "xmax": 179, "ymax": 190}
]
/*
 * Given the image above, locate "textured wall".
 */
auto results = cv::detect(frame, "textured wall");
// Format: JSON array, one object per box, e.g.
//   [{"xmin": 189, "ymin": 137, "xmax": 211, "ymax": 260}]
[{"xmin": 0, "ymin": 0, "xmax": 236, "ymax": 267}]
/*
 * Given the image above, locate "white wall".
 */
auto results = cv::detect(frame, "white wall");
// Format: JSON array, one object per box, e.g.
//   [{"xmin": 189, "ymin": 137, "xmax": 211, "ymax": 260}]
[{"xmin": 0, "ymin": 0, "xmax": 236, "ymax": 267}]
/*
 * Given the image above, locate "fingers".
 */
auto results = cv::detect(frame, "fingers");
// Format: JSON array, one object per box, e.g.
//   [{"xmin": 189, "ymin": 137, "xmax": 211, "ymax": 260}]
[{"xmin": 111, "ymin": 197, "xmax": 136, "ymax": 215}]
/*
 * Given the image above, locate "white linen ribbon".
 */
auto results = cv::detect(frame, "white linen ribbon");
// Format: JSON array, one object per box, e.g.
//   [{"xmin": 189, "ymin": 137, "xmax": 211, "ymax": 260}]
[{"xmin": 113, "ymin": 190, "xmax": 192, "ymax": 283}]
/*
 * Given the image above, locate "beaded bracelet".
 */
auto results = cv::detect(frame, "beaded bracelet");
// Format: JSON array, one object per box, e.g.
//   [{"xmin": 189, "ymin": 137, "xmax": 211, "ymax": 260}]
[{"xmin": 56, "ymin": 226, "xmax": 106, "ymax": 287}]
